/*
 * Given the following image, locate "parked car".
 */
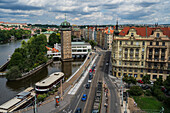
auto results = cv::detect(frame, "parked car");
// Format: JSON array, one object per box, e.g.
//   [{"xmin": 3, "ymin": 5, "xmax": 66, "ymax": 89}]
[
  {"xmin": 138, "ymin": 80, "xmax": 143, "ymax": 84},
  {"xmin": 90, "ymin": 53, "xmax": 92, "ymax": 55},
  {"xmin": 82, "ymin": 94, "xmax": 87, "ymax": 101},
  {"xmin": 75, "ymin": 108, "xmax": 81, "ymax": 113},
  {"xmin": 89, "ymin": 69, "xmax": 92, "ymax": 73},
  {"xmin": 142, "ymin": 85, "xmax": 150, "ymax": 90},
  {"xmin": 150, "ymin": 80, "xmax": 154, "ymax": 85},
  {"xmin": 86, "ymin": 83, "xmax": 90, "ymax": 89},
  {"xmin": 88, "ymin": 57, "xmax": 90, "ymax": 59}
]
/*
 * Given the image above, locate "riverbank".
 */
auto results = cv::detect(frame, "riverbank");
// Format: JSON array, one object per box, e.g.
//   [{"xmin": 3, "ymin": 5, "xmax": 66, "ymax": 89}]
[{"xmin": 15, "ymin": 59, "xmax": 53, "ymax": 81}]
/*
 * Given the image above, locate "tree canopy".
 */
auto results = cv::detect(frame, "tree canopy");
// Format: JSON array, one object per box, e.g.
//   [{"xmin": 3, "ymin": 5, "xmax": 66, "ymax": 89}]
[
  {"xmin": 48, "ymin": 33, "xmax": 60, "ymax": 47},
  {"xmin": 142, "ymin": 75, "xmax": 150, "ymax": 84},
  {"xmin": 89, "ymin": 40, "xmax": 97, "ymax": 49},
  {"xmin": 6, "ymin": 66, "xmax": 21, "ymax": 80},
  {"xmin": 7, "ymin": 34, "xmax": 48, "ymax": 80}
]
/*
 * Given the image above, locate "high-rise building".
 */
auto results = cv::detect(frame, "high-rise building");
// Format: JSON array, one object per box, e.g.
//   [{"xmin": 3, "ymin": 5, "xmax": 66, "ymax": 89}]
[
  {"xmin": 112, "ymin": 26, "xmax": 170, "ymax": 81},
  {"xmin": 60, "ymin": 17, "xmax": 73, "ymax": 61}
]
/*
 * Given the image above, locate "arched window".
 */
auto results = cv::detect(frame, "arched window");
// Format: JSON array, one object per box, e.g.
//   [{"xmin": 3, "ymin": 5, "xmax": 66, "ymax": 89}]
[{"xmin": 156, "ymin": 33, "xmax": 160, "ymax": 38}]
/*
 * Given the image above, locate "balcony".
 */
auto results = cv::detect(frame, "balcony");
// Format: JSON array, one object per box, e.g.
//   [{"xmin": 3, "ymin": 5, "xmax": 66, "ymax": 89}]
[
  {"xmin": 147, "ymin": 45, "xmax": 167, "ymax": 48},
  {"xmin": 130, "ymin": 52, "xmax": 133, "ymax": 55},
  {"xmin": 122, "ymin": 57, "xmax": 140, "ymax": 62},
  {"xmin": 135, "ymin": 52, "xmax": 139, "ymax": 55},
  {"xmin": 154, "ymin": 52, "xmax": 159, "ymax": 55},
  {"xmin": 122, "ymin": 44, "xmax": 140, "ymax": 48}
]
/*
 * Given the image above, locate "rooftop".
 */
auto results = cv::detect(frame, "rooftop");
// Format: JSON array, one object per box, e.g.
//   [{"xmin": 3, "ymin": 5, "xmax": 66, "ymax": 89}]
[
  {"xmin": 0, "ymin": 98, "xmax": 20, "ymax": 110},
  {"xmin": 35, "ymin": 72, "xmax": 64, "ymax": 87}
]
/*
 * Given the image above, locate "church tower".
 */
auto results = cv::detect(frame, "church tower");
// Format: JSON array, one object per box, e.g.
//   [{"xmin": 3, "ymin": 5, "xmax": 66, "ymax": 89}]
[{"xmin": 60, "ymin": 15, "xmax": 73, "ymax": 61}]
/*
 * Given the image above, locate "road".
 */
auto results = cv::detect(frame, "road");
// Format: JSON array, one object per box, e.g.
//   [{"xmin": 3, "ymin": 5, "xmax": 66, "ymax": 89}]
[
  {"xmin": 103, "ymin": 51, "xmax": 121, "ymax": 113},
  {"xmin": 59, "ymin": 54, "xmax": 101, "ymax": 113}
]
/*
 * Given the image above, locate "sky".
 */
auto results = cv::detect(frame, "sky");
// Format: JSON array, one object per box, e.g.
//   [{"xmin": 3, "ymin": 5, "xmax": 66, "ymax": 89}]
[{"xmin": 0, "ymin": 0, "xmax": 169, "ymax": 25}]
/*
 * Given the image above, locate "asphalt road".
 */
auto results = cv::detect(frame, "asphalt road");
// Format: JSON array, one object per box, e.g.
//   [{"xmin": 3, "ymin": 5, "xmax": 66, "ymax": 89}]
[
  {"xmin": 103, "ymin": 51, "xmax": 121, "ymax": 113},
  {"xmin": 59, "ymin": 54, "xmax": 101, "ymax": 113}
]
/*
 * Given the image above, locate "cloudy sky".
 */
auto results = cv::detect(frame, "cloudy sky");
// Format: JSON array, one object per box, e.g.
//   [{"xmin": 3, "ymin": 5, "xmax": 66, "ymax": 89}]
[{"xmin": 0, "ymin": 0, "xmax": 169, "ymax": 25}]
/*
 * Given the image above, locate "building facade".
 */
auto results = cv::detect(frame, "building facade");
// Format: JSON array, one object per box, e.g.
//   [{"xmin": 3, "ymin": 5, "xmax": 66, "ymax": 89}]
[
  {"xmin": 60, "ymin": 20, "xmax": 72, "ymax": 61},
  {"xmin": 112, "ymin": 27, "xmax": 170, "ymax": 81}
]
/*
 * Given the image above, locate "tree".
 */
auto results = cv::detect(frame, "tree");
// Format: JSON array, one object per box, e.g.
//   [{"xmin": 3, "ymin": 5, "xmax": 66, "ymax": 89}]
[
  {"xmin": 142, "ymin": 75, "xmax": 150, "ymax": 84},
  {"xmin": 42, "ymin": 28, "xmax": 47, "ymax": 32},
  {"xmin": 154, "ymin": 77, "xmax": 163, "ymax": 86},
  {"xmin": 128, "ymin": 86, "xmax": 143, "ymax": 96},
  {"xmin": 6, "ymin": 66, "xmax": 22, "ymax": 80},
  {"xmin": 49, "ymin": 33, "xmax": 59, "ymax": 47},
  {"xmin": 123, "ymin": 75, "xmax": 137, "ymax": 87},
  {"xmin": 163, "ymin": 76, "xmax": 170, "ymax": 91},
  {"xmin": 89, "ymin": 40, "xmax": 97, "ymax": 49}
]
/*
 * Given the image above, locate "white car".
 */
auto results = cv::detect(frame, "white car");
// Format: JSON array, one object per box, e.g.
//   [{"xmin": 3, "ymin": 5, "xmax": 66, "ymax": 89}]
[
  {"xmin": 150, "ymin": 81, "xmax": 154, "ymax": 85},
  {"xmin": 106, "ymin": 63, "xmax": 109, "ymax": 65}
]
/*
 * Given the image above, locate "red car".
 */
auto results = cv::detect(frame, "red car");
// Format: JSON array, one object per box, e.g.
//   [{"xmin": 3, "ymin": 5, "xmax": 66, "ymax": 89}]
[
  {"xmin": 89, "ymin": 69, "xmax": 92, "ymax": 73},
  {"xmin": 138, "ymin": 80, "xmax": 143, "ymax": 84}
]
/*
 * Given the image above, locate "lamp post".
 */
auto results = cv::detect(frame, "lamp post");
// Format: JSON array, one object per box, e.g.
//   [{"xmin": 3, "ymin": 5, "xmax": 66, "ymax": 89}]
[{"xmin": 34, "ymin": 87, "xmax": 37, "ymax": 113}]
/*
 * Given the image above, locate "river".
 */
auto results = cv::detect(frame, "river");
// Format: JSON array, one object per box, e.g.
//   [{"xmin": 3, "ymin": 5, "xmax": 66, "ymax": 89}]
[{"xmin": 0, "ymin": 39, "xmax": 84, "ymax": 105}]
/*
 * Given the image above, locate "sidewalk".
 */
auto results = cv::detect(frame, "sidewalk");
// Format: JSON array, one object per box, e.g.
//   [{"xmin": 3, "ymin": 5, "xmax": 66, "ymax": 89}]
[{"xmin": 101, "ymin": 81, "xmax": 109, "ymax": 113}]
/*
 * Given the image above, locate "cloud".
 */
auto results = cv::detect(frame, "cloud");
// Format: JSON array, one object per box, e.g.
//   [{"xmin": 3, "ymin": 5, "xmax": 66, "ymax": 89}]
[{"xmin": 0, "ymin": 0, "xmax": 169, "ymax": 24}]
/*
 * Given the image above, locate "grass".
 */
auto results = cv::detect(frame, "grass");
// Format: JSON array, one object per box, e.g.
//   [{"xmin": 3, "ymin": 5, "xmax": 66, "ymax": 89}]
[{"xmin": 133, "ymin": 96, "xmax": 163, "ymax": 111}]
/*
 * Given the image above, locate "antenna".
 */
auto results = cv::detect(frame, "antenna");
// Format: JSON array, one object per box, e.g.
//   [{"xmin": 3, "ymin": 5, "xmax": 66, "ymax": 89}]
[{"xmin": 65, "ymin": 13, "xmax": 66, "ymax": 21}]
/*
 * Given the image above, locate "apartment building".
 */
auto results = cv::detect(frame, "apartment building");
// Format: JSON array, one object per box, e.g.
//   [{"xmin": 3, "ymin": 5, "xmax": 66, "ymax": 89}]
[{"xmin": 112, "ymin": 27, "xmax": 170, "ymax": 81}]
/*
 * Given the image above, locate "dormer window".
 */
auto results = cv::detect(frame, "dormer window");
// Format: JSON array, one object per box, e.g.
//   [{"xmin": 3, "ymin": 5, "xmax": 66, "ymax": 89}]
[
  {"xmin": 156, "ymin": 33, "xmax": 160, "ymax": 38},
  {"xmin": 131, "ymin": 33, "xmax": 134, "ymax": 37}
]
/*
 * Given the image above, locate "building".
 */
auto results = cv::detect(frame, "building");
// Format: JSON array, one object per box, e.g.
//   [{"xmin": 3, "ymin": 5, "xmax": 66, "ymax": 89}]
[
  {"xmin": 72, "ymin": 25, "xmax": 81, "ymax": 40},
  {"xmin": 47, "ymin": 42, "xmax": 91, "ymax": 58},
  {"xmin": 104, "ymin": 27, "xmax": 114, "ymax": 50},
  {"xmin": 112, "ymin": 26, "xmax": 170, "ymax": 81},
  {"xmin": 60, "ymin": 18, "xmax": 73, "ymax": 61}
]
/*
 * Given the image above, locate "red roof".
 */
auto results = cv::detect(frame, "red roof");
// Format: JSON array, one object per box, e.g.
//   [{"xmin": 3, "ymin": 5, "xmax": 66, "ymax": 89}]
[{"xmin": 119, "ymin": 27, "xmax": 170, "ymax": 37}]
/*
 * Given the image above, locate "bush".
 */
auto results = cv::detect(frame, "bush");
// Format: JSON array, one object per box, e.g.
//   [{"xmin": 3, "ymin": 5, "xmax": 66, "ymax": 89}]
[
  {"xmin": 37, "ymin": 93, "xmax": 47, "ymax": 102},
  {"xmin": 145, "ymin": 89, "xmax": 152, "ymax": 96},
  {"xmin": 128, "ymin": 86, "xmax": 143, "ymax": 96}
]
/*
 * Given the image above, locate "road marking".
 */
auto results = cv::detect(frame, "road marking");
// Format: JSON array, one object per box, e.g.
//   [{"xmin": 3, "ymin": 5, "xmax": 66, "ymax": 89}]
[{"xmin": 73, "ymin": 92, "xmax": 84, "ymax": 113}]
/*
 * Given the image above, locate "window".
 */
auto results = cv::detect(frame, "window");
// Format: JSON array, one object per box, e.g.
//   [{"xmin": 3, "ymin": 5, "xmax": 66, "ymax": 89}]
[
  {"xmin": 119, "ymin": 68, "xmax": 121, "ymax": 71},
  {"xmin": 119, "ymin": 55, "xmax": 121, "ymax": 58},
  {"xmin": 160, "ymin": 70, "xmax": 163, "ymax": 73},
  {"xmin": 156, "ymin": 33, "xmax": 160, "ymax": 38},
  {"xmin": 129, "ymin": 69, "xmax": 132, "ymax": 72},
  {"xmin": 141, "ymin": 69, "xmax": 143, "ymax": 72},
  {"xmin": 150, "ymin": 42, "xmax": 152, "ymax": 45},
  {"xmin": 125, "ymin": 63, "xmax": 127, "ymax": 65},
  {"xmin": 140, "ymin": 74, "xmax": 143, "ymax": 78},
  {"xmin": 142, "ymin": 55, "xmax": 144, "ymax": 59},
  {"xmin": 118, "ymin": 73, "xmax": 121, "ymax": 76},
  {"xmin": 131, "ymin": 33, "xmax": 134, "ymax": 37},
  {"xmin": 135, "ymin": 69, "xmax": 138, "ymax": 72},
  {"xmin": 130, "ymin": 63, "xmax": 132, "ymax": 66},
  {"xmin": 131, "ymin": 41, "xmax": 133, "ymax": 45},
  {"xmin": 124, "ymin": 68, "xmax": 127, "ymax": 72},
  {"xmin": 143, "ymin": 41, "xmax": 145, "ymax": 46},
  {"xmin": 142, "ymin": 48, "xmax": 144, "ymax": 52},
  {"xmin": 141, "ymin": 62, "xmax": 143, "ymax": 66},
  {"xmin": 152, "ymin": 75, "xmax": 157, "ymax": 79},
  {"xmin": 119, "ymin": 61, "xmax": 121, "ymax": 65},
  {"xmin": 119, "ymin": 48, "xmax": 122, "ymax": 51},
  {"xmin": 148, "ymin": 70, "xmax": 151, "ymax": 72},
  {"xmin": 162, "ymin": 42, "xmax": 165, "ymax": 46},
  {"xmin": 156, "ymin": 42, "xmax": 159, "ymax": 46},
  {"xmin": 136, "ymin": 42, "xmax": 139, "ymax": 45},
  {"xmin": 120, "ymin": 41, "xmax": 122, "ymax": 45}
]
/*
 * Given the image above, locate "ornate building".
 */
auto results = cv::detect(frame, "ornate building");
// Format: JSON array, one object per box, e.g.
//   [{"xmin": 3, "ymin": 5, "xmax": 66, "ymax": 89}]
[
  {"xmin": 112, "ymin": 26, "xmax": 170, "ymax": 81},
  {"xmin": 60, "ymin": 17, "xmax": 73, "ymax": 61}
]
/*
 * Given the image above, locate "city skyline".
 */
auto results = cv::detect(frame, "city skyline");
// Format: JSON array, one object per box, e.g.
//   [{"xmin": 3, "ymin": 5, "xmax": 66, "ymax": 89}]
[{"xmin": 0, "ymin": 0, "xmax": 169, "ymax": 25}]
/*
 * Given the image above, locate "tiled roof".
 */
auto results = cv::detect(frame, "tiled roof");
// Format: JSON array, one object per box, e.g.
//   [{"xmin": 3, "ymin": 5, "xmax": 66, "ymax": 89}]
[{"xmin": 119, "ymin": 27, "xmax": 170, "ymax": 37}]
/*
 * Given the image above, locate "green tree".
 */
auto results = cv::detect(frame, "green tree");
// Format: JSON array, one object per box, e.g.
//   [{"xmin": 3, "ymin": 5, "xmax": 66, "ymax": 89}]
[
  {"xmin": 128, "ymin": 86, "xmax": 143, "ymax": 96},
  {"xmin": 6, "ymin": 66, "xmax": 22, "ymax": 80},
  {"xmin": 123, "ymin": 75, "xmax": 137, "ymax": 87},
  {"xmin": 42, "ymin": 28, "xmax": 47, "ymax": 32},
  {"xmin": 48, "ymin": 33, "xmax": 59, "ymax": 47},
  {"xmin": 142, "ymin": 75, "xmax": 150, "ymax": 84},
  {"xmin": 163, "ymin": 76, "xmax": 170, "ymax": 91},
  {"xmin": 89, "ymin": 40, "xmax": 97, "ymax": 49}
]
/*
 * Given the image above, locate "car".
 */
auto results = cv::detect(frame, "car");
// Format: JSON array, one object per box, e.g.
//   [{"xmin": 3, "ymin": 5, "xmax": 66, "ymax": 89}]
[
  {"xmin": 90, "ymin": 53, "xmax": 92, "ymax": 55},
  {"xmin": 88, "ymin": 79, "xmax": 92, "ymax": 83},
  {"xmin": 138, "ymin": 80, "xmax": 143, "ymax": 84},
  {"xmin": 89, "ymin": 69, "xmax": 92, "ymax": 72},
  {"xmin": 106, "ymin": 63, "xmax": 109, "ymax": 65},
  {"xmin": 150, "ymin": 80, "xmax": 154, "ymax": 85},
  {"xmin": 75, "ymin": 108, "xmax": 81, "ymax": 113},
  {"xmin": 86, "ymin": 83, "xmax": 90, "ymax": 89},
  {"xmin": 81, "ymin": 94, "xmax": 87, "ymax": 101},
  {"xmin": 88, "ymin": 57, "xmax": 90, "ymax": 59}
]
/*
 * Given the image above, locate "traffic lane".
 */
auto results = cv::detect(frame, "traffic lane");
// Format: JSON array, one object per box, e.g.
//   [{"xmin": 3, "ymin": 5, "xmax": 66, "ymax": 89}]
[
  {"xmin": 62, "ymin": 55, "xmax": 100, "ymax": 113},
  {"xmin": 76, "ymin": 56, "xmax": 100, "ymax": 112},
  {"xmin": 103, "ymin": 52, "xmax": 121, "ymax": 113}
]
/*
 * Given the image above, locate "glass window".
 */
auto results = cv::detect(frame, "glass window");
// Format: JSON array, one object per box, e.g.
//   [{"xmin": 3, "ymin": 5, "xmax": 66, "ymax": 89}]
[
  {"xmin": 119, "ymin": 48, "xmax": 122, "ymax": 51},
  {"xmin": 143, "ymin": 41, "xmax": 145, "ymax": 46},
  {"xmin": 135, "ymin": 69, "xmax": 138, "ymax": 72},
  {"xmin": 156, "ymin": 42, "xmax": 159, "ymax": 46},
  {"xmin": 142, "ymin": 55, "xmax": 144, "ymax": 59},
  {"xmin": 131, "ymin": 33, "xmax": 134, "ymax": 37},
  {"xmin": 141, "ymin": 62, "xmax": 143, "ymax": 66},
  {"xmin": 156, "ymin": 33, "xmax": 160, "ymax": 38},
  {"xmin": 141, "ymin": 69, "xmax": 143, "ymax": 72},
  {"xmin": 140, "ymin": 74, "xmax": 143, "ymax": 78},
  {"xmin": 131, "ymin": 41, "xmax": 133, "ymax": 45},
  {"xmin": 134, "ymin": 74, "xmax": 137, "ymax": 78},
  {"xmin": 142, "ymin": 48, "xmax": 144, "ymax": 52},
  {"xmin": 162, "ymin": 42, "xmax": 165, "ymax": 46},
  {"xmin": 120, "ymin": 41, "xmax": 122, "ymax": 45},
  {"xmin": 152, "ymin": 75, "xmax": 157, "ymax": 79},
  {"xmin": 136, "ymin": 42, "xmax": 139, "ymax": 45},
  {"xmin": 150, "ymin": 42, "xmax": 152, "ymax": 45}
]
